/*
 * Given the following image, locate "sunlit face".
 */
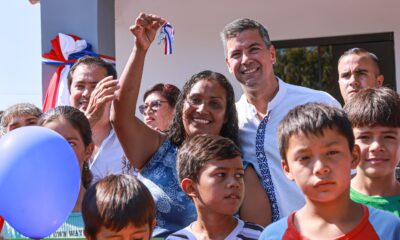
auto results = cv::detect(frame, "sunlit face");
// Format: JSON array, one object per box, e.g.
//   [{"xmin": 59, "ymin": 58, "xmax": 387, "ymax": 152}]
[
  {"xmin": 142, "ymin": 91, "xmax": 175, "ymax": 132},
  {"xmin": 192, "ymin": 157, "xmax": 244, "ymax": 216},
  {"xmin": 92, "ymin": 223, "xmax": 152, "ymax": 240},
  {"xmin": 338, "ymin": 53, "xmax": 384, "ymax": 103},
  {"xmin": 5, "ymin": 114, "xmax": 39, "ymax": 133},
  {"xmin": 43, "ymin": 117, "xmax": 92, "ymax": 168},
  {"xmin": 225, "ymin": 29, "xmax": 276, "ymax": 93},
  {"xmin": 353, "ymin": 126, "xmax": 400, "ymax": 179},
  {"xmin": 182, "ymin": 79, "xmax": 227, "ymax": 137},
  {"xmin": 283, "ymin": 128, "xmax": 359, "ymax": 203},
  {"xmin": 69, "ymin": 64, "xmax": 108, "ymax": 111}
]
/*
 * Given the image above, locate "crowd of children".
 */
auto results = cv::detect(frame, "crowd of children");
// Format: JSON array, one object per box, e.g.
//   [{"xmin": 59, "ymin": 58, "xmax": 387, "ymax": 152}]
[{"xmin": 2, "ymin": 87, "xmax": 399, "ymax": 239}]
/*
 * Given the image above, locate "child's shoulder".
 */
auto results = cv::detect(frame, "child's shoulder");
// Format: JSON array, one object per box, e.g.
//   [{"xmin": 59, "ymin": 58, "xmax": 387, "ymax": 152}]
[
  {"xmin": 236, "ymin": 219, "xmax": 264, "ymax": 239},
  {"xmin": 347, "ymin": 205, "xmax": 400, "ymax": 239},
  {"xmin": 165, "ymin": 225, "xmax": 194, "ymax": 240},
  {"xmin": 259, "ymin": 215, "xmax": 290, "ymax": 240},
  {"xmin": 367, "ymin": 206, "xmax": 400, "ymax": 235},
  {"xmin": 351, "ymin": 188, "xmax": 400, "ymax": 217},
  {"xmin": 166, "ymin": 219, "xmax": 264, "ymax": 240}
]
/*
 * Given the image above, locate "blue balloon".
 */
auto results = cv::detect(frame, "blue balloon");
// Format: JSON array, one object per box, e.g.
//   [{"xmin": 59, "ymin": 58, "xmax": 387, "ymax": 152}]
[{"xmin": 0, "ymin": 126, "xmax": 80, "ymax": 238}]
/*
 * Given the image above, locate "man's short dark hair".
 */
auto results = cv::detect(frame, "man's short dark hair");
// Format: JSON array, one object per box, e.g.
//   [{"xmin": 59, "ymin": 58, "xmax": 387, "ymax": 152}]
[
  {"xmin": 220, "ymin": 18, "xmax": 272, "ymax": 56},
  {"xmin": 67, "ymin": 56, "xmax": 117, "ymax": 92},
  {"xmin": 278, "ymin": 103, "xmax": 354, "ymax": 162},
  {"xmin": 338, "ymin": 48, "xmax": 381, "ymax": 76},
  {"xmin": 177, "ymin": 134, "xmax": 241, "ymax": 183},
  {"xmin": 82, "ymin": 174, "xmax": 155, "ymax": 238},
  {"xmin": 344, "ymin": 87, "xmax": 400, "ymax": 128}
]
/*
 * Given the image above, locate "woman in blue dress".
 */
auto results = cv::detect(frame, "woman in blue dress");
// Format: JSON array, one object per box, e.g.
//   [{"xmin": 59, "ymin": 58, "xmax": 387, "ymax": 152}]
[{"xmin": 111, "ymin": 13, "xmax": 239, "ymax": 238}]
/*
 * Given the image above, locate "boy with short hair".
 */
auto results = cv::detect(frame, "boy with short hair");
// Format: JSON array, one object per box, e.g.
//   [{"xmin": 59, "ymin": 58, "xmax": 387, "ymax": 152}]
[
  {"xmin": 344, "ymin": 87, "xmax": 400, "ymax": 217},
  {"xmin": 0, "ymin": 103, "xmax": 42, "ymax": 134},
  {"xmin": 82, "ymin": 174, "xmax": 156, "ymax": 240},
  {"xmin": 260, "ymin": 103, "xmax": 400, "ymax": 239},
  {"xmin": 167, "ymin": 134, "xmax": 263, "ymax": 240}
]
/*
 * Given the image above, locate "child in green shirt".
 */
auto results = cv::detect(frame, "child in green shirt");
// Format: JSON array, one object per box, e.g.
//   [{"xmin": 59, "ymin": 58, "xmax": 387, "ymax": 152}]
[{"xmin": 344, "ymin": 87, "xmax": 400, "ymax": 217}]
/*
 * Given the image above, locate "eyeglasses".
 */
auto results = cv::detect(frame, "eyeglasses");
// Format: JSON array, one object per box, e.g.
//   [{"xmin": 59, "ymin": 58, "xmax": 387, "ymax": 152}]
[{"xmin": 139, "ymin": 100, "xmax": 168, "ymax": 114}]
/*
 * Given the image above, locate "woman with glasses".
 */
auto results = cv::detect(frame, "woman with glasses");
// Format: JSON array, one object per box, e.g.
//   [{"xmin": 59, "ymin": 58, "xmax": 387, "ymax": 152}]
[
  {"xmin": 111, "ymin": 13, "xmax": 239, "ymax": 238},
  {"xmin": 139, "ymin": 83, "xmax": 180, "ymax": 132}
]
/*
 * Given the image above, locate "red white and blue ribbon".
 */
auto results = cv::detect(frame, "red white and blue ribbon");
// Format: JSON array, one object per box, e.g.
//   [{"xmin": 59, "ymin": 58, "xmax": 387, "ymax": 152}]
[
  {"xmin": 158, "ymin": 23, "xmax": 174, "ymax": 55},
  {"xmin": 42, "ymin": 33, "xmax": 115, "ymax": 112}
]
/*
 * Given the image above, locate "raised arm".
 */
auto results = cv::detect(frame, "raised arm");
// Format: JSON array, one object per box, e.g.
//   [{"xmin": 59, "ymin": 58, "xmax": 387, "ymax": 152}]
[{"xmin": 111, "ymin": 13, "xmax": 167, "ymax": 170}]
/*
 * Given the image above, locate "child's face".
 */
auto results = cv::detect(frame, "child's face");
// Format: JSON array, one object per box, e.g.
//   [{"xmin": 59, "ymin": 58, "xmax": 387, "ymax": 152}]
[
  {"xmin": 353, "ymin": 125, "xmax": 400, "ymax": 178},
  {"xmin": 43, "ymin": 117, "xmax": 92, "ymax": 167},
  {"xmin": 193, "ymin": 156, "xmax": 245, "ymax": 215},
  {"xmin": 92, "ymin": 223, "xmax": 151, "ymax": 240},
  {"xmin": 282, "ymin": 128, "xmax": 359, "ymax": 203},
  {"xmin": 5, "ymin": 114, "xmax": 39, "ymax": 133}
]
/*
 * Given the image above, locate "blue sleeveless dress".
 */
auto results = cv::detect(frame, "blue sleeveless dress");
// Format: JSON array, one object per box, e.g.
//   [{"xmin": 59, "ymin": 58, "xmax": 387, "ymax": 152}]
[{"xmin": 138, "ymin": 139, "xmax": 197, "ymax": 238}]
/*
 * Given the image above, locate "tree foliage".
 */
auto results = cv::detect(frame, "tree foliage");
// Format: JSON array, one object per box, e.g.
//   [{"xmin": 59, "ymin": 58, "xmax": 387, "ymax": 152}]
[{"xmin": 274, "ymin": 46, "xmax": 335, "ymax": 94}]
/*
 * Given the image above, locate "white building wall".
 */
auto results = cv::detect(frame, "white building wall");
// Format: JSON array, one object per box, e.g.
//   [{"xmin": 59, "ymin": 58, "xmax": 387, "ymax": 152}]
[{"xmin": 115, "ymin": 0, "xmax": 400, "ymax": 115}]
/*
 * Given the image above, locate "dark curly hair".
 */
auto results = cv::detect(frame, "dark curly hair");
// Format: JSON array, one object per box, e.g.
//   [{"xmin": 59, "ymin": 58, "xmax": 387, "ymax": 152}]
[{"xmin": 168, "ymin": 70, "xmax": 239, "ymax": 147}]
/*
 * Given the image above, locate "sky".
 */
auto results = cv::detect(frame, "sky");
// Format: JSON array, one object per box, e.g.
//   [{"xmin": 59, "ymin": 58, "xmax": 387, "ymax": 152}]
[{"xmin": 0, "ymin": 1, "xmax": 42, "ymax": 111}]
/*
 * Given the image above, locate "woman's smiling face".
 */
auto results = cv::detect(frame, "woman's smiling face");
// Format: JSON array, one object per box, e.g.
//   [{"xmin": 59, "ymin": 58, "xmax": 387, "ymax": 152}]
[{"xmin": 182, "ymin": 79, "xmax": 227, "ymax": 137}]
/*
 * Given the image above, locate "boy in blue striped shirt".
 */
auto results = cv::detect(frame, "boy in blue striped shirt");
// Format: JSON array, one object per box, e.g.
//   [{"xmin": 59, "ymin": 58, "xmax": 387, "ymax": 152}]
[{"xmin": 168, "ymin": 134, "xmax": 263, "ymax": 240}]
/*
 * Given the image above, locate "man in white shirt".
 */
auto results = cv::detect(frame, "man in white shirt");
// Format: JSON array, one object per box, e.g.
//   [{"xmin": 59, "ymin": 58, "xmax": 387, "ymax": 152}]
[
  {"xmin": 68, "ymin": 56, "xmax": 124, "ymax": 180},
  {"xmin": 221, "ymin": 18, "xmax": 341, "ymax": 222}
]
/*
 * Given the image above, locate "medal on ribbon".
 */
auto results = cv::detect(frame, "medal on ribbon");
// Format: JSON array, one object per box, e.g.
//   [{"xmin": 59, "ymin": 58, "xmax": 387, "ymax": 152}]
[{"xmin": 158, "ymin": 23, "xmax": 174, "ymax": 55}]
